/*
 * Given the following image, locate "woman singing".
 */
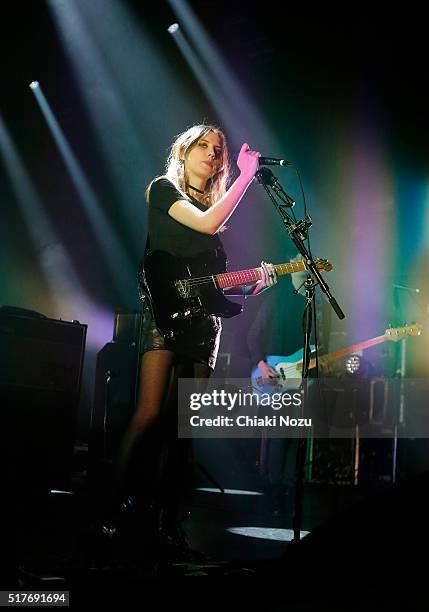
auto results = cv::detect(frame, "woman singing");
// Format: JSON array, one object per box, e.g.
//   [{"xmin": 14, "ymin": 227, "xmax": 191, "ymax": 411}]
[{"xmin": 104, "ymin": 124, "xmax": 277, "ymax": 561}]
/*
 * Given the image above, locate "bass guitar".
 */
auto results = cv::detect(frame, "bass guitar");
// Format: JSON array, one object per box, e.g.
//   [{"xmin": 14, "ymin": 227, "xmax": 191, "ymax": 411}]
[
  {"xmin": 141, "ymin": 250, "xmax": 333, "ymax": 332},
  {"xmin": 251, "ymin": 324, "xmax": 422, "ymax": 393}
]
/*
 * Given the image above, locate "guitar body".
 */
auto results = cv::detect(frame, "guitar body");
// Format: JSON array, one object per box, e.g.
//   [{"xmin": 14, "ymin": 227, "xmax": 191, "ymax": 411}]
[
  {"xmin": 251, "ymin": 348, "xmax": 316, "ymax": 393},
  {"xmin": 142, "ymin": 250, "xmax": 243, "ymax": 331}
]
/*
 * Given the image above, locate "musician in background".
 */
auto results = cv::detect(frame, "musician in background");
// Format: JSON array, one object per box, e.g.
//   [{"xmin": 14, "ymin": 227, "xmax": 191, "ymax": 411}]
[
  {"xmin": 104, "ymin": 124, "xmax": 277, "ymax": 560},
  {"xmin": 249, "ymin": 254, "xmax": 307, "ymax": 379},
  {"xmin": 248, "ymin": 255, "xmax": 307, "ymax": 518}
]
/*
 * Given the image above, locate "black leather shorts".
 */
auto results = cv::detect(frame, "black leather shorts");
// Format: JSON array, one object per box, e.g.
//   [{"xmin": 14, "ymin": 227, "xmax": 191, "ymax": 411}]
[{"xmin": 140, "ymin": 308, "xmax": 222, "ymax": 371}]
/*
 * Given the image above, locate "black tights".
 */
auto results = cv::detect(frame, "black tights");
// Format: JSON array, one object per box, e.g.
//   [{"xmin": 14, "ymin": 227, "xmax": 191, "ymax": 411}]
[{"xmin": 108, "ymin": 350, "xmax": 211, "ymax": 520}]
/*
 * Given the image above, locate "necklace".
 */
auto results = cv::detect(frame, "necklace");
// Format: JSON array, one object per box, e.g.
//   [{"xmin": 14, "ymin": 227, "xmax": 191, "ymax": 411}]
[{"xmin": 186, "ymin": 183, "xmax": 205, "ymax": 195}]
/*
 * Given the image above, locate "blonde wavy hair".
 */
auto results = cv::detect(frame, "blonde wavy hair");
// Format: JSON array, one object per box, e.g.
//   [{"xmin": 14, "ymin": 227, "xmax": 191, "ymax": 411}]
[{"xmin": 147, "ymin": 124, "xmax": 231, "ymax": 207}]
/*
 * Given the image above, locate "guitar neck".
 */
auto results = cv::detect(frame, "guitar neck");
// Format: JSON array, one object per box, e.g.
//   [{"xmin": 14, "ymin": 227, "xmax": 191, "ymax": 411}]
[
  {"xmin": 303, "ymin": 335, "xmax": 388, "ymax": 371},
  {"xmin": 215, "ymin": 261, "xmax": 308, "ymax": 289}
]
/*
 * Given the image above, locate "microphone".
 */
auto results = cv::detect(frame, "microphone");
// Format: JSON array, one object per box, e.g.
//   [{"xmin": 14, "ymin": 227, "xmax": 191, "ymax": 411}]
[{"xmin": 258, "ymin": 157, "xmax": 292, "ymax": 166}]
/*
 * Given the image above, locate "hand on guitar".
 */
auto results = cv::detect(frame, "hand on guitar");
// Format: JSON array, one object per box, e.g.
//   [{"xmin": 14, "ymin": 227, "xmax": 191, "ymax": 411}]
[
  {"xmin": 248, "ymin": 261, "xmax": 278, "ymax": 296},
  {"xmin": 257, "ymin": 359, "xmax": 279, "ymax": 380}
]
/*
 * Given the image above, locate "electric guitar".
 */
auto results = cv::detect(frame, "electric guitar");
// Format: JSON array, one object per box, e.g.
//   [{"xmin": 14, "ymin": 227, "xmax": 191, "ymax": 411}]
[
  {"xmin": 251, "ymin": 324, "xmax": 423, "ymax": 393},
  {"xmin": 141, "ymin": 250, "xmax": 333, "ymax": 332}
]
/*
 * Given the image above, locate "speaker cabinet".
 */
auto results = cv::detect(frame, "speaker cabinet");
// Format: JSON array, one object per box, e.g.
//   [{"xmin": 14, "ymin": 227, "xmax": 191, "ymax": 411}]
[
  {"xmin": 90, "ymin": 342, "xmax": 140, "ymax": 465},
  {"xmin": 0, "ymin": 309, "xmax": 87, "ymax": 491}
]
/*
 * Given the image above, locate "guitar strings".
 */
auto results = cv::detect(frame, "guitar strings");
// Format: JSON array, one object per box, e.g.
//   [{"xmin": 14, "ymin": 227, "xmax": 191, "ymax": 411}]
[
  {"xmin": 184, "ymin": 268, "xmax": 283, "ymax": 288},
  {"xmin": 185, "ymin": 271, "xmax": 261, "ymax": 288},
  {"xmin": 182, "ymin": 262, "xmax": 316, "ymax": 288},
  {"xmin": 183, "ymin": 265, "xmax": 291, "ymax": 288}
]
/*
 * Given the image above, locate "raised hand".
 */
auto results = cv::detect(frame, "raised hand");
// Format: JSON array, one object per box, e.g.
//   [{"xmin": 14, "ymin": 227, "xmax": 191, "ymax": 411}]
[{"xmin": 236, "ymin": 142, "xmax": 261, "ymax": 180}]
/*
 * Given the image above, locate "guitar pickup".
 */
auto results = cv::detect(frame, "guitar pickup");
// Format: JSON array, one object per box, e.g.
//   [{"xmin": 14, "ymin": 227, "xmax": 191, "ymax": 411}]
[{"xmin": 175, "ymin": 279, "xmax": 191, "ymax": 299}]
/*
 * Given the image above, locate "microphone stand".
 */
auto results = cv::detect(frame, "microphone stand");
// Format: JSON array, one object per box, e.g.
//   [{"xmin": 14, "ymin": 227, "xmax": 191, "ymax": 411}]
[{"xmin": 255, "ymin": 167, "xmax": 345, "ymax": 544}]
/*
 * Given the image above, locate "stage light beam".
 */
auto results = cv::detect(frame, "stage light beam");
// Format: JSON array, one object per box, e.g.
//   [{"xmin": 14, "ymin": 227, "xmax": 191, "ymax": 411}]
[{"xmin": 29, "ymin": 82, "xmax": 134, "ymax": 298}]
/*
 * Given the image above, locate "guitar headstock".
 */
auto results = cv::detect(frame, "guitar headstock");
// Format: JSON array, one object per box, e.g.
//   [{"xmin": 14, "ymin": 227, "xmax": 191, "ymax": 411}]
[
  {"xmin": 315, "ymin": 259, "xmax": 333, "ymax": 272},
  {"xmin": 385, "ymin": 324, "xmax": 423, "ymax": 341}
]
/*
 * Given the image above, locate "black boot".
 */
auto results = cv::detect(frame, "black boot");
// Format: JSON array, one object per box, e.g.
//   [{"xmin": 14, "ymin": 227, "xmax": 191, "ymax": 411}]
[{"xmin": 158, "ymin": 508, "xmax": 206, "ymax": 565}]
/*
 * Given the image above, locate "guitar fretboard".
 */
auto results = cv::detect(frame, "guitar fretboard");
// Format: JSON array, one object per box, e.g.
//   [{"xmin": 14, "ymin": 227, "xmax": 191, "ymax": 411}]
[
  {"xmin": 297, "ymin": 334, "xmax": 388, "ymax": 371},
  {"xmin": 215, "ymin": 261, "xmax": 308, "ymax": 289}
]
